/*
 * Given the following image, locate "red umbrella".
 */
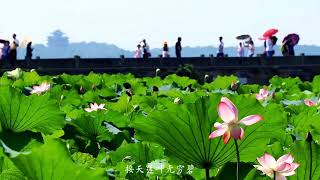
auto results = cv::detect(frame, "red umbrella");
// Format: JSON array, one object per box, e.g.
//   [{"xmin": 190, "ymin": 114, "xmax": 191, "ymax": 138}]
[
  {"xmin": 258, "ymin": 37, "xmax": 267, "ymax": 40},
  {"xmin": 263, "ymin": 28, "xmax": 278, "ymax": 38}
]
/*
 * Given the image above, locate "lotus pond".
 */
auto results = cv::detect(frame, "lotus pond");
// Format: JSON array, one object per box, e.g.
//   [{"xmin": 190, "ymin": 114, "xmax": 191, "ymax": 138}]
[{"xmin": 0, "ymin": 69, "xmax": 320, "ymax": 180}]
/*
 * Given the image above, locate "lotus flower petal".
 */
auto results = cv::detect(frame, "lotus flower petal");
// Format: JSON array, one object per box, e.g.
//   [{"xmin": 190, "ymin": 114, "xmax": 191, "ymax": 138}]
[
  {"xmin": 257, "ymin": 153, "xmax": 277, "ymax": 169},
  {"xmin": 209, "ymin": 126, "xmax": 228, "ymax": 139},
  {"xmin": 277, "ymin": 154, "xmax": 294, "ymax": 164},
  {"xmin": 222, "ymin": 131, "xmax": 231, "ymax": 144},
  {"xmin": 240, "ymin": 115, "xmax": 263, "ymax": 126},
  {"xmin": 218, "ymin": 102, "xmax": 237, "ymax": 123},
  {"xmin": 221, "ymin": 97, "xmax": 238, "ymax": 118}
]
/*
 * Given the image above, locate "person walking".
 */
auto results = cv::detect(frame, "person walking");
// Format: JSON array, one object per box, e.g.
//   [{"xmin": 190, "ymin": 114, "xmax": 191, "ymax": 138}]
[
  {"xmin": 246, "ymin": 38, "xmax": 255, "ymax": 57},
  {"xmin": 175, "ymin": 37, "xmax": 182, "ymax": 58},
  {"xmin": 217, "ymin": 36, "xmax": 224, "ymax": 57},
  {"xmin": 1, "ymin": 41, "xmax": 10, "ymax": 60},
  {"xmin": 266, "ymin": 37, "xmax": 275, "ymax": 57},
  {"xmin": 25, "ymin": 41, "xmax": 33, "ymax": 67},
  {"xmin": 9, "ymin": 34, "xmax": 19, "ymax": 67},
  {"xmin": 141, "ymin": 39, "xmax": 151, "ymax": 59},
  {"xmin": 134, "ymin": 44, "xmax": 142, "ymax": 58},
  {"xmin": 287, "ymin": 40, "xmax": 295, "ymax": 56},
  {"xmin": 237, "ymin": 42, "xmax": 244, "ymax": 57},
  {"xmin": 25, "ymin": 42, "xmax": 33, "ymax": 60},
  {"xmin": 162, "ymin": 41, "xmax": 169, "ymax": 58}
]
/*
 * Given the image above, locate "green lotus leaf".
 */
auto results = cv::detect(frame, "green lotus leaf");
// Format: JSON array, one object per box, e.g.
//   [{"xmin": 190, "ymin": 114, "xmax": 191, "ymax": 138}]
[
  {"xmin": 0, "ymin": 86, "xmax": 65, "ymax": 134},
  {"xmin": 203, "ymin": 75, "xmax": 238, "ymax": 90},
  {"xmin": 83, "ymin": 72, "xmax": 102, "ymax": 87},
  {"xmin": 289, "ymin": 107, "xmax": 320, "ymax": 142},
  {"xmin": 71, "ymin": 152, "xmax": 104, "ymax": 168},
  {"xmin": 71, "ymin": 114, "xmax": 113, "ymax": 142},
  {"xmin": 133, "ymin": 95, "xmax": 285, "ymax": 174},
  {"xmin": 109, "ymin": 142, "xmax": 164, "ymax": 179},
  {"xmin": 164, "ymin": 74, "xmax": 198, "ymax": 88},
  {"xmin": 4, "ymin": 139, "xmax": 106, "ymax": 180},
  {"xmin": 290, "ymin": 140, "xmax": 320, "ymax": 180},
  {"xmin": 11, "ymin": 71, "xmax": 42, "ymax": 89},
  {"xmin": 312, "ymin": 75, "xmax": 320, "ymax": 93},
  {"xmin": 270, "ymin": 76, "xmax": 302, "ymax": 94},
  {"xmin": 59, "ymin": 74, "xmax": 83, "ymax": 86},
  {"xmin": 0, "ymin": 148, "xmax": 26, "ymax": 180}
]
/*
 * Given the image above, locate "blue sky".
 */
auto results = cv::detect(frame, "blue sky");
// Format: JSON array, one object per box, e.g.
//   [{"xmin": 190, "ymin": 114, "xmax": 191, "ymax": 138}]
[{"xmin": 1, "ymin": 0, "xmax": 319, "ymax": 50}]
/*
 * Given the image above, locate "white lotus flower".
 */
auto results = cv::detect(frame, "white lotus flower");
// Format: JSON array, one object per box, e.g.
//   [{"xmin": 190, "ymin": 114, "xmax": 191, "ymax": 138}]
[
  {"xmin": 85, "ymin": 103, "xmax": 106, "ymax": 112},
  {"xmin": 30, "ymin": 82, "xmax": 50, "ymax": 95}
]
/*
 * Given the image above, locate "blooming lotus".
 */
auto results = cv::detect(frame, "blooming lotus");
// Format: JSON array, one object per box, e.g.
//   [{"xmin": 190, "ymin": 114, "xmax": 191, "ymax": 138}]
[
  {"xmin": 256, "ymin": 89, "xmax": 270, "ymax": 101},
  {"xmin": 30, "ymin": 82, "xmax": 50, "ymax": 95},
  {"xmin": 209, "ymin": 97, "xmax": 263, "ymax": 144},
  {"xmin": 85, "ymin": 103, "xmax": 106, "ymax": 112},
  {"xmin": 304, "ymin": 99, "xmax": 317, "ymax": 107},
  {"xmin": 254, "ymin": 153, "xmax": 299, "ymax": 180}
]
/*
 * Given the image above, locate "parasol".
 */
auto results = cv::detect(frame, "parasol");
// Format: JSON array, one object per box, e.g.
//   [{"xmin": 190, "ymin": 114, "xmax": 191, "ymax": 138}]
[
  {"xmin": 236, "ymin": 34, "xmax": 251, "ymax": 40},
  {"xmin": 282, "ymin": 33, "xmax": 300, "ymax": 46},
  {"xmin": 262, "ymin": 28, "xmax": 278, "ymax": 38}
]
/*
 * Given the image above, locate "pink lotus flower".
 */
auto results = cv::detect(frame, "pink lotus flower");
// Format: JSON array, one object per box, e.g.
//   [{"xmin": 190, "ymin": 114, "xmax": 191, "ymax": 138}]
[
  {"xmin": 254, "ymin": 153, "xmax": 299, "ymax": 180},
  {"xmin": 85, "ymin": 103, "xmax": 106, "ymax": 112},
  {"xmin": 209, "ymin": 97, "xmax": 263, "ymax": 144},
  {"xmin": 304, "ymin": 99, "xmax": 317, "ymax": 107},
  {"xmin": 256, "ymin": 89, "xmax": 270, "ymax": 101},
  {"xmin": 30, "ymin": 82, "xmax": 50, "ymax": 95}
]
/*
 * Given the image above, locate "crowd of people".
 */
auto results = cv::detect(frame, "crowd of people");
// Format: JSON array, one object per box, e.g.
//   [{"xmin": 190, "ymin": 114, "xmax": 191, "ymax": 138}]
[
  {"xmin": 134, "ymin": 37, "xmax": 183, "ymax": 59},
  {"xmin": 134, "ymin": 34, "xmax": 297, "ymax": 59},
  {"xmin": 0, "ymin": 33, "xmax": 33, "ymax": 66},
  {"xmin": 0, "ymin": 32, "xmax": 298, "ymax": 64}
]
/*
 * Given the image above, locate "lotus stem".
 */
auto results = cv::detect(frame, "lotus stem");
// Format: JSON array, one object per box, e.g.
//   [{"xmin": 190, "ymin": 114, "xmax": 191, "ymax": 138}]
[
  {"xmin": 274, "ymin": 171, "xmax": 276, "ymax": 180},
  {"xmin": 205, "ymin": 167, "xmax": 210, "ymax": 180},
  {"xmin": 309, "ymin": 139, "xmax": 312, "ymax": 180},
  {"xmin": 307, "ymin": 132, "xmax": 312, "ymax": 180},
  {"xmin": 234, "ymin": 139, "xmax": 240, "ymax": 180},
  {"xmin": 307, "ymin": 132, "xmax": 313, "ymax": 180}
]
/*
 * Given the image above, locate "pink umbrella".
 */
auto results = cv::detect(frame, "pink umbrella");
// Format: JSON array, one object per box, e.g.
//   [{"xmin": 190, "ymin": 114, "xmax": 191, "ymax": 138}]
[
  {"xmin": 263, "ymin": 29, "xmax": 278, "ymax": 38},
  {"xmin": 282, "ymin": 33, "xmax": 300, "ymax": 46}
]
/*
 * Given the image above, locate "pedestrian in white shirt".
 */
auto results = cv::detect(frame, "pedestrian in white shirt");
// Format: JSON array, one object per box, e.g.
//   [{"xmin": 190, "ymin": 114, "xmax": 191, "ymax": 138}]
[
  {"xmin": 266, "ymin": 37, "xmax": 274, "ymax": 57},
  {"xmin": 162, "ymin": 41, "xmax": 169, "ymax": 58},
  {"xmin": 246, "ymin": 38, "xmax": 255, "ymax": 57},
  {"xmin": 134, "ymin": 44, "xmax": 142, "ymax": 58},
  {"xmin": 237, "ymin": 42, "xmax": 244, "ymax": 57}
]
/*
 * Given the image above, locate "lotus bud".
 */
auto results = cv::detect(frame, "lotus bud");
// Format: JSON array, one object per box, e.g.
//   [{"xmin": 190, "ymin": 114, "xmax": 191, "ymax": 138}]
[
  {"xmin": 306, "ymin": 132, "xmax": 313, "ymax": 143},
  {"xmin": 92, "ymin": 84, "xmax": 97, "ymax": 90},
  {"xmin": 174, "ymin": 97, "xmax": 183, "ymax": 104},
  {"xmin": 155, "ymin": 68, "xmax": 160, "ymax": 76},
  {"xmin": 230, "ymin": 81, "xmax": 240, "ymax": 91},
  {"xmin": 7, "ymin": 68, "xmax": 22, "ymax": 79},
  {"xmin": 60, "ymin": 95, "xmax": 64, "ymax": 102},
  {"xmin": 204, "ymin": 74, "xmax": 209, "ymax": 83},
  {"xmin": 153, "ymin": 86, "xmax": 159, "ymax": 92},
  {"xmin": 133, "ymin": 105, "xmax": 140, "ymax": 111},
  {"xmin": 123, "ymin": 156, "xmax": 132, "ymax": 162},
  {"xmin": 79, "ymin": 86, "xmax": 85, "ymax": 94}
]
